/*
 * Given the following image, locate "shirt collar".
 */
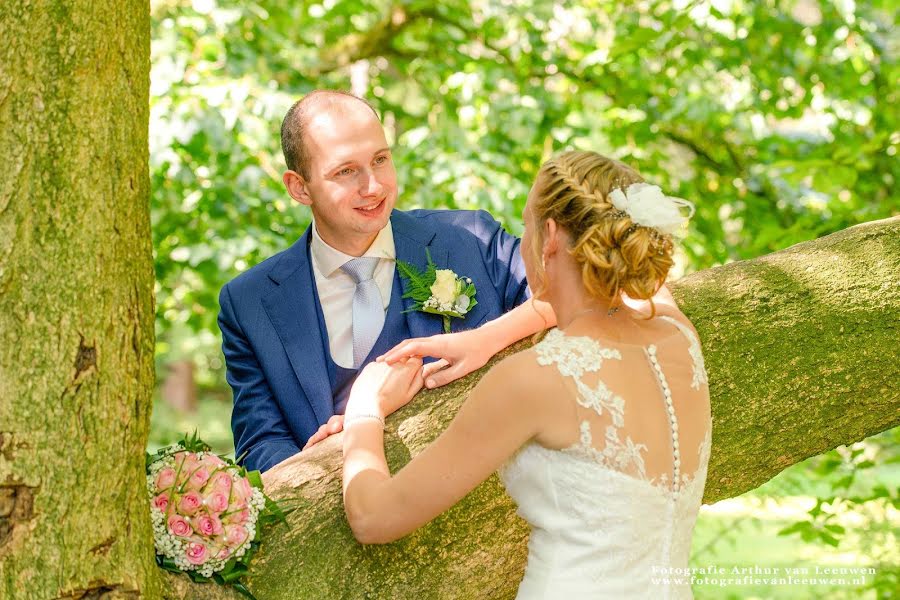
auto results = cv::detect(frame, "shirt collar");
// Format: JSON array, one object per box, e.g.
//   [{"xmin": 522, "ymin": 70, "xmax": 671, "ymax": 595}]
[{"xmin": 310, "ymin": 220, "xmax": 396, "ymax": 278}]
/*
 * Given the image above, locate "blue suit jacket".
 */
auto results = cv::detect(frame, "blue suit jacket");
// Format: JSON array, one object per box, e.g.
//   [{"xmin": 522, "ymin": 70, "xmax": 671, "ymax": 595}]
[{"xmin": 218, "ymin": 209, "xmax": 528, "ymax": 472}]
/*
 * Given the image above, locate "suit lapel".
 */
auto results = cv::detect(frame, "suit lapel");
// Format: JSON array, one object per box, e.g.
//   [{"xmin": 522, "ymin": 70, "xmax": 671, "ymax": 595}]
[
  {"xmin": 390, "ymin": 210, "xmax": 449, "ymax": 339},
  {"xmin": 261, "ymin": 228, "xmax": 334, "ymax": 425}
]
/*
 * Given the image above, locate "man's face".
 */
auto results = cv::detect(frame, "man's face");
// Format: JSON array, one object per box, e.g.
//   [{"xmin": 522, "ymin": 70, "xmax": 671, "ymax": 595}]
[{"xmin": 296, "ymin": 102, "xmax": 397, "ymax": 255}]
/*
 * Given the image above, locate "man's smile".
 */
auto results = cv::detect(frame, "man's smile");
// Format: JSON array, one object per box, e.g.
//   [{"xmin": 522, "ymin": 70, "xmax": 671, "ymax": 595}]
[{"xmin": 354, "ymin": 198, "xmax": 387, "ymax": 217}]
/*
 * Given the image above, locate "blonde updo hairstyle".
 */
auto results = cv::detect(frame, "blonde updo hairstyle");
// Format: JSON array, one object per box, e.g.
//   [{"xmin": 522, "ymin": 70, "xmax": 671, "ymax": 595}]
[{"xmin": 529, "ymin": 151, "xmax": 675, "ymax": 316}]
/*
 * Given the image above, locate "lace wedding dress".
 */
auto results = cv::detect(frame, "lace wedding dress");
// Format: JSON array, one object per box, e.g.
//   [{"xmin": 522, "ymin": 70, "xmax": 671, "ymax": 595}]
[{"xmin": 499, "ymin": 318, "xmax": 712, "ymax": 599}]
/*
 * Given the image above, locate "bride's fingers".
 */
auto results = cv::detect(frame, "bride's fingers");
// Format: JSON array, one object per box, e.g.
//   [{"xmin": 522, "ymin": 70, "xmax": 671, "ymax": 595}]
[
  {"xmin": 377, "ymin": 340, "xmax": 418, "ymax": 363},
  {"xmin": 399, "ymin": 357, "xmax": 424, "ymax": 393},
  {"xmin": 409, "ymin": 361, "xmax": 426, "ymax": 395},
  {"xmin": 424, "ymin": 362, "xmax": 465, "ymax": 389},
  {"xmin": 379, "ymin": 337, "xmax": 438, "ymax": 363},
  {"xmin": 422, "ymin": 359, "xmax": 450, "ymax": 380}
]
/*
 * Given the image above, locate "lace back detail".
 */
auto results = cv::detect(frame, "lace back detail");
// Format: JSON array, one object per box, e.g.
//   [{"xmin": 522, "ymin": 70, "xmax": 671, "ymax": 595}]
[
  {"xmin": 499, "ymin": 321, "xmax": 712, "ymax": 598},
  {"xmin": 536, "ymin": 331, "xmax": 647, "ymax": 480},
  {"xmin": 534, "ymin": 326, "xmax": 710, "ymax": 498}
]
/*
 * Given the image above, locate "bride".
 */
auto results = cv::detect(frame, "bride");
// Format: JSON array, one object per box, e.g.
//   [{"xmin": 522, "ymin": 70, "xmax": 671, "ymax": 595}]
[{"xmin": 341, "ymin": 151, "xmax": 712, "ymax": 598}]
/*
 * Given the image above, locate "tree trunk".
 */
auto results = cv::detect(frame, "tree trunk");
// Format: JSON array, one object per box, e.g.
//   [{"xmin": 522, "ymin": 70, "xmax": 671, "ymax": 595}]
[
  {"xmin": 0, "ymin": 2, "xmax": 157, "ymax": 598},
  {"xmin": 165, "ymin": 217, "xmax": 899, "ymax": 599}
]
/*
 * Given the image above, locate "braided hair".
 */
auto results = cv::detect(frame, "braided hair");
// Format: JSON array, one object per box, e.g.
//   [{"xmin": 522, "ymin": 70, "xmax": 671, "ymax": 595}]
[{"xmin": 528, "ymin": 151, "xmax": 676, "ymax": 314}]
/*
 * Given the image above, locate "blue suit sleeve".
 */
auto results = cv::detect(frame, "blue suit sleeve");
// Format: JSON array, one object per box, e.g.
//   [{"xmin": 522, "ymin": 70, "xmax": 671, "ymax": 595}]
[
  {"xmin": 218, "ymin": 284, "xmax": 300, "ymax": 472},
  {"xmin": 474, "ymin": 210, "xmax": 530, "ymax": 310}
]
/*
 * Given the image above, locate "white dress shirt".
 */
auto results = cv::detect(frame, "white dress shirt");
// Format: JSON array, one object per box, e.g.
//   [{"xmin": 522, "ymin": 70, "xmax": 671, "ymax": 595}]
[{"xmin": 309, "ymin": 222, "xmax": 396, "ymax": 368}]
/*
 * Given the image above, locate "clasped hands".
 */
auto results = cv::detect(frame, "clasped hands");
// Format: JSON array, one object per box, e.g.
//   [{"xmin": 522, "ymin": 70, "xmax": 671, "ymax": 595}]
[{"xmin": 302, "ymin": 329, "xmax": 492, "ymax": 450}]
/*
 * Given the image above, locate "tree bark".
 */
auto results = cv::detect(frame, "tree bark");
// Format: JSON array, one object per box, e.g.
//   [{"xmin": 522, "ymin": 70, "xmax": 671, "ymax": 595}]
[
  {"xmin": 165, "ymin": 217, "xmax": 899, "ymax": 599},
  {"xmin": 0, "ymin": 2, "xmax": 157, "ymax": 598}
]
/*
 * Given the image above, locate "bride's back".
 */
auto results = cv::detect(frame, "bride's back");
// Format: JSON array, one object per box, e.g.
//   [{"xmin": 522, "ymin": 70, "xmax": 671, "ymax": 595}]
[
  {"xmin": 531, "ymin": 306, "xmax": 711, "ymax": 491},
  {"xmin": 499, "ymin": 307, "xmax": 711, "ymax": 599},
  {"xmin": 502, "ymin": 150, "xmax": 710, "ymax": 597}
]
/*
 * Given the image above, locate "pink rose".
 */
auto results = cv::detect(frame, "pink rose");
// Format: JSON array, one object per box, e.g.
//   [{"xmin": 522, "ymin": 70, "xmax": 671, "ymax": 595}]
[
  {"xmin": 186, "ymin": 466, "xmax": 211, "ymax": 491},
  {"xmin": 209, "ymin": 471, "xmax": 232, "ymax": 494},
  {"xmin": 167, "ymin": 514, "xmax": 193, "ymax": 537},
  {"xmin": 153, "ymin": 493, "xmax": 170, "ymax": 512},
  {"xmin": 217, "ymin": 548, "xmax": 231, "ymax": 560},
  {"xmin": 233, "ymin": 477, "xmax": 253, "ymax": 503},
  {"xmin": 224, "ymin": 509, "xmax": 249, "ymax": 526},
  {"xmin": 185, "ymin": 542, "xmax": 208, "ymax": 565},
  {"xmin": 225, "ymin": 524, "xmax": 248, "ymax": 548},
  {"xmin": 195, "ymin": 514, "xmax": 223, "ymax": 537},
  {"xmin": 202, "ymin": 454, "xmax": 226, "ymax": 468},
  {"xmin": 178, "ymin": 491, "xmax": 203, "ymax": 515},
  {"xmin": 155, "ymin": 467, "xmax": 177, "ymax": 491},
  {"xmin": 174, "ymin": 453, "xmax": 200, "ymax": 486},
  {"xmin": 173, "ymin": 451, "xmax": 193, "ymax": 470},
  {"xmin": 205, "ymin": 491, "xmax": 229, "ymax": 514}
]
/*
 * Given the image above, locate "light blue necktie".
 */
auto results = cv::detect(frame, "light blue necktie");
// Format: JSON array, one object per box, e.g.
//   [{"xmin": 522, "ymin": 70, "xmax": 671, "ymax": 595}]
[{"xmin": 341, "ymin": 257, "xmax": 385, "ymax": 368}]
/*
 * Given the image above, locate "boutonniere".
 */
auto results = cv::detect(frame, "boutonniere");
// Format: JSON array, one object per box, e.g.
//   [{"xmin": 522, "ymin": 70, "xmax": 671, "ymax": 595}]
[{"xmin": 397, "ymin": 249, "xmax": 477, "ymax": 333}]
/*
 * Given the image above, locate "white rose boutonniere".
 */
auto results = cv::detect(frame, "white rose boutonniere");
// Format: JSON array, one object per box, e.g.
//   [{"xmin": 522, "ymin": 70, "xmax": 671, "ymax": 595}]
[
  {"xmin": 397, "ymin": 250, "xmax": 477, "ymax": 333},
  {"xmin": 430, "ymin": 270, "xmax": 459, "ymax": 305}
]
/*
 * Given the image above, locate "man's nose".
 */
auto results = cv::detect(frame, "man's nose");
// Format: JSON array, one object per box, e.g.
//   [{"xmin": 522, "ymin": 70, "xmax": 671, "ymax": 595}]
[{"xmin": 359, "ymin": 171, "xmax": 384, "ymax": 196}]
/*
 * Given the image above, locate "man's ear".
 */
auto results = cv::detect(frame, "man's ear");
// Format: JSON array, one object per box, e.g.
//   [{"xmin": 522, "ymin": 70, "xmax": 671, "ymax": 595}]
[{"xmin": 283, "ymin": 170, "xmax": 312, "ymax": 206}]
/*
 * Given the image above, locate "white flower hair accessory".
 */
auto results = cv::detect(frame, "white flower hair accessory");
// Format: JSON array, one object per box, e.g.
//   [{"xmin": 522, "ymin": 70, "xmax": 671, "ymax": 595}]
[{"xmin": 608, "ymin": 183, "xmax": 695, "ymax": 236}]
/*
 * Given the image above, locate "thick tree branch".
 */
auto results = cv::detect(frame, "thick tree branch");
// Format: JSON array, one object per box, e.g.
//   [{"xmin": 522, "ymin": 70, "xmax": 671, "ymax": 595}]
[{"xmin": 168, "ymin": 218, "xmax": 900, "ymax": 599}]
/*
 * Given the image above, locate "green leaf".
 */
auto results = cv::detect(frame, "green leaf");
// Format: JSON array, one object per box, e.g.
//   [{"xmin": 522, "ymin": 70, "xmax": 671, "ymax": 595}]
[
  {"xmin": 824, "ymin": 524, "xmax": 846, "ymax": 535},
  {"xmin": 777, "ymin": 522, "xmax": 807, "ymax": 536},
  {"xmin": 245, "ymin": 469, "xmax": 264, "ymax": 489},
  {"xmin": 231, "ymin": 581, "xmax": 258, "ymax": 600}
]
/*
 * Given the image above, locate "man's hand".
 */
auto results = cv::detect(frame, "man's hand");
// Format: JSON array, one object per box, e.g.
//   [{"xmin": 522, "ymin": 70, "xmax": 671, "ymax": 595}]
[
  {"xmin": 378, "ymin": 329, "xmax": 493, "ymax": 389},
  {"xmin": 303, "ymin": 414, "xmax": 345, "ymax": 450}
]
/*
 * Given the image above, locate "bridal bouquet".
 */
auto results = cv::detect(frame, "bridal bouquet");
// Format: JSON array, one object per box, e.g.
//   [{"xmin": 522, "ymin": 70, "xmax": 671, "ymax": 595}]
[{"xmin": 146, "ymin": 432, "xmax": 286, "ymax": 598}]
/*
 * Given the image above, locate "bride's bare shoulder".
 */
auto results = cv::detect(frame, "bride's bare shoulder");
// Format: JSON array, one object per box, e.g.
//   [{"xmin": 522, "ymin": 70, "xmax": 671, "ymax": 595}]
[
  {"xmin": 478, "ymin": 343, "xmax": 563, "ymax": 395},
  {"xmin": 627, "ymin": 285, "xmax": 701, "ymax": 338}
]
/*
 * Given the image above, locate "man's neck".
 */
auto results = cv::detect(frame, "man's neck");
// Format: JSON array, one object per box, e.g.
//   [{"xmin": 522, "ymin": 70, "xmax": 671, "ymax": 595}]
[{"xmin": 314, "ymin": 225, "xmax": 378, "ymax": 258}]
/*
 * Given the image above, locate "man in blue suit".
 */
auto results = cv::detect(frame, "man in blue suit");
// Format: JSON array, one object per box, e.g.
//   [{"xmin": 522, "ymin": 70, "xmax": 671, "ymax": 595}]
[{"xmin": 218, "ymin": 91, "xmax": 544, "ymax": 472}]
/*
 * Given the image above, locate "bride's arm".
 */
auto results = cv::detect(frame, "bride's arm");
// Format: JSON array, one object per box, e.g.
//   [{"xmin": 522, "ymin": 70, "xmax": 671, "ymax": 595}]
[
  {"xmin": 378, "ymin": 297, "xmax": 557, "ymax": 388},
  {"xmin": 342, "ymin": 352, "xmax": 542, "ymax": 544}
]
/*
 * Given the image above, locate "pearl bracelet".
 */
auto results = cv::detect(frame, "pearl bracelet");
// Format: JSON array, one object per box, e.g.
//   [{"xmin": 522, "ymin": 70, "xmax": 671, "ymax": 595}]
[{"xmin": 344, "ymin": 413, "xmax": 385, "ymax": 428}]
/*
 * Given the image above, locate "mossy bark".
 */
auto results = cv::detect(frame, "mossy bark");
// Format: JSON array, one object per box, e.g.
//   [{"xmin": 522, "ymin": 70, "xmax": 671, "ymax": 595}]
[
  {"xmin": 0, "ymin": 2, "xmax": 157, "ymax": 599},
  {"xmin": 671, "ymin": 216, "xmax": 900, "ymax": 499},
  {"xmin": 166, "ymin": 217, "xmax": 899, "ymax": 599}
]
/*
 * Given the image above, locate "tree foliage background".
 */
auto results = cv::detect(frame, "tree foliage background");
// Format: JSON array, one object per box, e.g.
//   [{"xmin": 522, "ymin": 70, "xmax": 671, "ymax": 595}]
[
  {"xmin": 149, "ymin": 0, "xmax": 898, "ymax": 378},
  {"xmin": 148, "ymin": 1, "xmax": 897, "ymax": 596}
]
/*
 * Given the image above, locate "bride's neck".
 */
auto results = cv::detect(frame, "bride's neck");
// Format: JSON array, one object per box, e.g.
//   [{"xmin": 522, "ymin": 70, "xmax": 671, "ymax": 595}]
[
  {"xmin": 543, "ymin": 253, "xmax": 627, "ymax": 329},
  {"xmin": 550, "ymin": 291, "xmax": 620, "ymax": 329}
]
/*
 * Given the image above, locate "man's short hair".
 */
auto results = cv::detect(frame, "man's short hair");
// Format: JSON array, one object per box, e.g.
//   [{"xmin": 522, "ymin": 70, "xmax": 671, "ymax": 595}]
[{"xmin": 280, "ymin": 90, "xmax": 379, "ymax": 180}]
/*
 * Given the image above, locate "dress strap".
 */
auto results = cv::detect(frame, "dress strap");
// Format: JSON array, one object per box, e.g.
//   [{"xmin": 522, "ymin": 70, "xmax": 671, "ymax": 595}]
[{"xmin": 657, "ymin": 316, "xmax": 708, "ymax": 390}]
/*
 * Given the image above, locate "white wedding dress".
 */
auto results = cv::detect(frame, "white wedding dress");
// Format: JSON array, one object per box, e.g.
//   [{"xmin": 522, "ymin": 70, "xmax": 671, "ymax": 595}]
[{"xmin": 499, "ymin": 319, "xmax": 712, "ymax": 599}]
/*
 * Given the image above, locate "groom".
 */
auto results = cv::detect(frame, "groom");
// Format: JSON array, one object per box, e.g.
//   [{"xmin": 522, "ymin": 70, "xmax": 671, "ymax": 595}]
[{"xmin": 218, "ymin": 91, "xmax": 530, "ymax": 472}]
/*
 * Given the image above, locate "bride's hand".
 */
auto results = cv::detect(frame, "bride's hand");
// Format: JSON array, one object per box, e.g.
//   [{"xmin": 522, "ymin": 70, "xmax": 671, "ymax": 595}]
[
  {"xmin": 378, "ymin": 329, "xmax": 493, "ymax": 389},
  {"xmin": 346, "ymin": 357, "xmax": 425, "ymax": 420}
]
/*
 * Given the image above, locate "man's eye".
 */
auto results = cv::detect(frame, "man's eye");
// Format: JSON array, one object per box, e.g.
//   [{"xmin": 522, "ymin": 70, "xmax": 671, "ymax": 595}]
[
  {"xmin": 337, "ymin": 168, "xmax": 354, "ymax": 176},
  {"xmin": 374, "ymin": 155, "xmax": 388, "ymax": 165}
]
